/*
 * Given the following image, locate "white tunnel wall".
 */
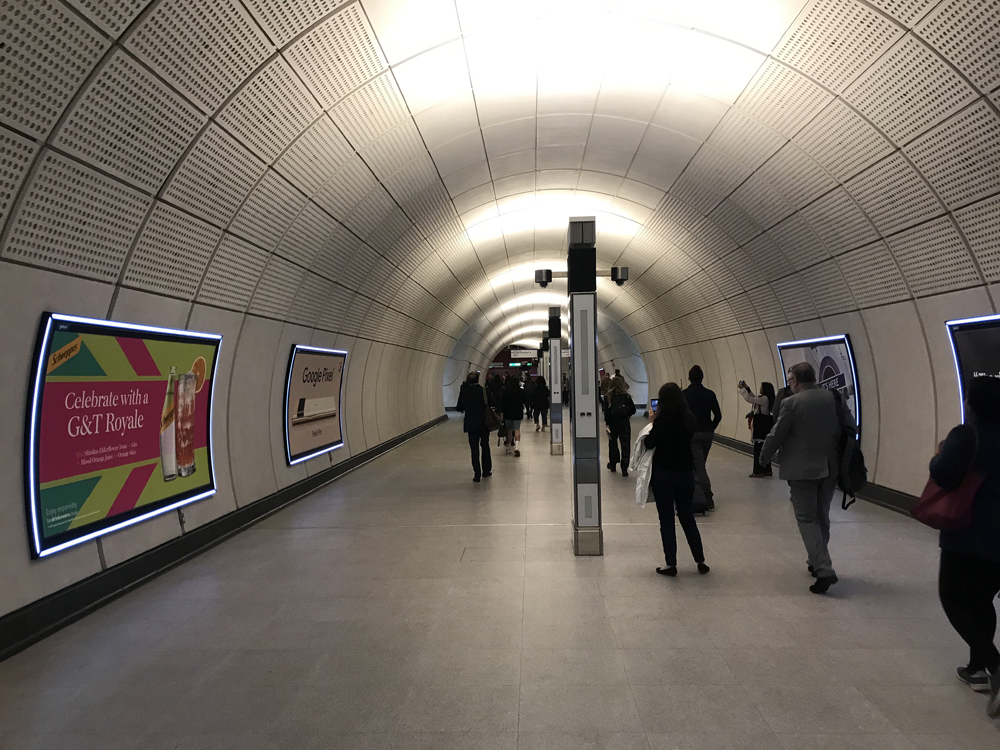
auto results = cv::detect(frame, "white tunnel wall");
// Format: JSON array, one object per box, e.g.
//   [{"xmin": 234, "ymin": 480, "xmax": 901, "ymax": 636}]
[{"xmin": 0, "ymin": 268, "xmax": 448, "ymax": 618}]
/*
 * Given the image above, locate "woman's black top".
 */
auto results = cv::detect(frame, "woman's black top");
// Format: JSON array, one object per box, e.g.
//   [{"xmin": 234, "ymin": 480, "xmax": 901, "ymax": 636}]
[
  {"xmin": 643, "ymin": 412, "xmax": 695, "ymax": 471},
  {"xmin": 501, "ymin": 386, "xmax": 524, "ymax": 420},
  {"xmin": 533, "ymin": 384, "xmax": 550, "ymax": 409}
]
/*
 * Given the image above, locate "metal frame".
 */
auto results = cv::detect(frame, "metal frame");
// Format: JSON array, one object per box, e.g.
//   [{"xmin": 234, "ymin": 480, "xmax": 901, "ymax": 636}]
[
  {"xmin": 945, "ymin": 312, "xmax": 1000, "ymax": 423},
  {"xmin": 283, "ymin": 344, "xmax": 348, "ymax": 465},
  {"xmin": 776, "ymin": 333, "xmax": 861, "ymax": 435}
]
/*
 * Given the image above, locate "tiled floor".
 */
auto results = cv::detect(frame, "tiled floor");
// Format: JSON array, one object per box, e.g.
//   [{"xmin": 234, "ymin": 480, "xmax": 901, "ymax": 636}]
[{"xmin": 2, "ymin": 416, "xmax": 999, "ymax": 749}]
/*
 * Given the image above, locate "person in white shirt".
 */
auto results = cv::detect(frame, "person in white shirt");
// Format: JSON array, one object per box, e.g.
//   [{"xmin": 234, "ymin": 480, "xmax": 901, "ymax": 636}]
[{"xmin": 739, "ymin": 381, "xmax": 776, "ymax": 477}]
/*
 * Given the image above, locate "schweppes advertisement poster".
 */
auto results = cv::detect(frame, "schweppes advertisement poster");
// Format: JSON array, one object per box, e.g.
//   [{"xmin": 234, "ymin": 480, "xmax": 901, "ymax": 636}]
[{"xmin": 26, "ymin": 314, "xmax": 222, "ymax": 557}]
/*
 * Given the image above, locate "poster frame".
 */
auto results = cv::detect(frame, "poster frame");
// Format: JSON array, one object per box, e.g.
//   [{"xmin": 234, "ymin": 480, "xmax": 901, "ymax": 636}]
[
  {"xmin": 283, "ymin": 344, "xmax": 348, "ymax": 466},
  {"xmin": 25, "ymin": 313, "xmax": 222, "ymax": 559},
  {"xmin": 946, "ymin": 312, "xmax": 1000, "ymax": 422},
  {"xmin": 776, "ymin": 333, "xmax": 861, "ymax": 435}
]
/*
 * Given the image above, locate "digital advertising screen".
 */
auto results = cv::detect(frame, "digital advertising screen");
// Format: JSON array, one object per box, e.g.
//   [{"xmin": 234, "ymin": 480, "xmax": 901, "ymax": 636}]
[
  {"xmin": 947, "ymin": 313, "xmax": 1000, "ymax": 420},
  {"xmin": 284, "ymin": 345, "xmax": 347, "ymax": 465},
  {"xmin": 777, "ymin": 334, "xmax": 861, "ymax": 433},
  {"xmin": 26, "ymin": 313, "xmax": 221, "ymax": 558}
]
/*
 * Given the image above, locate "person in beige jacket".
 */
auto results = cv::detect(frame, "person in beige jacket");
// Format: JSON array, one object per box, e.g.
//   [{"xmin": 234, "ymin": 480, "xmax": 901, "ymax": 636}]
[{"xmin": 760, "ymin": 362, "xmax": 848, "ymax": 594}]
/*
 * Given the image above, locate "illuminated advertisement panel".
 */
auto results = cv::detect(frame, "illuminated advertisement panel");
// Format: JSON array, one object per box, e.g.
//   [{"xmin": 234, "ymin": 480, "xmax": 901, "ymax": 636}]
[
  {"xmin": 946, "ymin": 313, "xmax": 1000, "ymax": 421},
  {"xmin": 284, "ymin": 345, "xmax": 347, "ymax": 465},
  {"xmin": 777, "ymin": 334, "xmax": 861, "ymax": 434},
  {"xmin": 26, "ymin": 313, "xmax": 222, "ymax": 558}
]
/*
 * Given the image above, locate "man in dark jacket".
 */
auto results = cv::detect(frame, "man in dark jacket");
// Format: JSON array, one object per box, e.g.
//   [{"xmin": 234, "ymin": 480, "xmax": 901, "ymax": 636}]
[
  {"xmin": 524, "ymin": 376, "xmax": 536, "ymax": 422},
  {"xmin": 457, "ymin": 372, "xmax": 492, "ymax": 482},
  {"xmin": 604, "ymin": 378, "xmax": 636, "ymax": 476},
  {"xmin": 683, "ymin": 365, "xmax": 722, "ymax": 510}
]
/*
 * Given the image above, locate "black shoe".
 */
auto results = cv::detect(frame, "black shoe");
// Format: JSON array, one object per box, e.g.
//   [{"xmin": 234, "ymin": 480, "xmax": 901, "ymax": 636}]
[
  {"xmin": 656, "ymin": 566, "xmax": 677, "ymax": 577},
  {"xmin": 957, "ymin": 666, "xmax": 991, "ymax": 693},
  {"xmin": 697, "ymin": 562, "xmax": 710, "ymax": 574},
  {"xmin": 473, "ymin": 475, "xmax": 481, "ymax": 483},
  {"xmin": 621, "ymin": 469, "xmax": 629, "ymax": 478},
  {"xmin": 608, "ymin": 463, "xmax": 616, "ymax": 472},
  {"xmin": 809, "ymin": 575, "xmax": 838, "ymax": 594},
  {"xmin": 989, "ymin": 667, "xmax": 1000, "ymax": 717},
  {"xmin": 808, "ymin": 565, "xmax": 817, "ymax": 578},
  {"xmin": 482, "ymin": 472, "xmax": 492, "ymax": 478},
  {"xmin": 706, "ymin": 500, "xmax": 715, "ymax": 511}
]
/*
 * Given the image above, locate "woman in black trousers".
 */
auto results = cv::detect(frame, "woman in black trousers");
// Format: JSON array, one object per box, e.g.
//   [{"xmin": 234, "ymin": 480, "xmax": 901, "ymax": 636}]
[
  {"xmin": 930, "ymin": 376, "xmax": 1000, "ymax": 715},
  {"xmin": 644, "ymin": 383, "xmax": 710, "ymax": 577}
]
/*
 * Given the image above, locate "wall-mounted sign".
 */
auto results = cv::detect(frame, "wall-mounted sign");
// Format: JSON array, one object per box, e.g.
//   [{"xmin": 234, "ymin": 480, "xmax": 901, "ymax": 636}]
[
  {"xmin": 947, "ymin": 313, "xmax": 1000, "ymax": 421},
  {"xmin": 284, "ymin": 345, "xmax": 347, "ymax": 465},
  {"xmin": 26, "ymin": 313, "xmax": 221, "ymax": 558},
  {"xmin": 777, "ymin": 334, "xmax": 860, "ymax": 433},
  {"xmin": 510, "ymin": 349, "xmax": 536, "ymax": 359}
]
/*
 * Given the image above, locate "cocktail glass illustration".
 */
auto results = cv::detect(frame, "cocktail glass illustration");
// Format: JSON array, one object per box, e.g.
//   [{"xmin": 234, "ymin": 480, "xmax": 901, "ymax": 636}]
[{"xmin": 175, "ymin": 372, "xmax": 197, "ymax": 477}]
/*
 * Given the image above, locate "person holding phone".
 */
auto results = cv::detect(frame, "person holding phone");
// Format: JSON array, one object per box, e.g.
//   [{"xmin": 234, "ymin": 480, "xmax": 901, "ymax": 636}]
[{"xmin": 739, "ymin": 380, "xmax": 776, "ymax": 477}]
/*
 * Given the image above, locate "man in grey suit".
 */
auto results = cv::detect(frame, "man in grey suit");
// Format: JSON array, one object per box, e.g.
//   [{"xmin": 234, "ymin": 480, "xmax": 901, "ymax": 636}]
[{"xmin": 760, "ymin": 362, "xmax": 848, "ymax": 594}]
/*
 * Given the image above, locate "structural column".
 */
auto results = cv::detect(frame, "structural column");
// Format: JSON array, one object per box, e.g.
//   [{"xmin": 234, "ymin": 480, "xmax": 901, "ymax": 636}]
[
  {"xmin": 568, "ymin": 217, "xmax": 602, "ymax": 556},
  {"xmin": 548, "ymin": 306, "xmax": 564, "ymax": 456}
]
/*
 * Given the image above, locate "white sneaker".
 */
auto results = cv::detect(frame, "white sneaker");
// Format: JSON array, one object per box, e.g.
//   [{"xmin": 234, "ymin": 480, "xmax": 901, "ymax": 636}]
[{"xmin": 535, "ymin": 425, "xmax": 541, "ymax": 432}]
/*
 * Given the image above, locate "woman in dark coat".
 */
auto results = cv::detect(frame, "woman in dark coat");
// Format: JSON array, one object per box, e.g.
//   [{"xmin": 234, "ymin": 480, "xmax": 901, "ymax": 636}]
[
  {"xmin": 643, "ymin": 382, "xmax": 709, "ymax": 577},
  {"xmin": 500, "ymin": 375, "xmax": 525, "ymax": 457},
  {"xmin": 533, "ymin": 376, "xmax": 550, "ymax": 431},
  {"xmin": 930, "ymin": 376, "xmax": 1000, "ymax": 714}
]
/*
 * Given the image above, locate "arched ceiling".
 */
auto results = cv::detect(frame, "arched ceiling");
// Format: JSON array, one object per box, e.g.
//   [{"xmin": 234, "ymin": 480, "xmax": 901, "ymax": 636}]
[{"xmin": 2, "ymin": 0, "xmax": 999, "ymax": 368}]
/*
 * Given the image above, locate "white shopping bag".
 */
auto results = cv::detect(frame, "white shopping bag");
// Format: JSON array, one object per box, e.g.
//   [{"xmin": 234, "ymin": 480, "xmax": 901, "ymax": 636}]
[{"xmin": 632, "ymin": 423, "xmax": 654, "ymax": 508}]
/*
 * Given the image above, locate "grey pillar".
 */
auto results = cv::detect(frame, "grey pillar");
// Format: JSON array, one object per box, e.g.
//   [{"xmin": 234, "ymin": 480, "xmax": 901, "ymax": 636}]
[{"xmin": 548, "ymin": 307, "xmax": 564, "ymax": 455}]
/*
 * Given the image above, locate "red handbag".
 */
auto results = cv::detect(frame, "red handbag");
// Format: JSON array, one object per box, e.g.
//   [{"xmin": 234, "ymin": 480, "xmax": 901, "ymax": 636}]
[{"xmin": 911, "ymin": 472, "xmax": 984, "ymax": 530}]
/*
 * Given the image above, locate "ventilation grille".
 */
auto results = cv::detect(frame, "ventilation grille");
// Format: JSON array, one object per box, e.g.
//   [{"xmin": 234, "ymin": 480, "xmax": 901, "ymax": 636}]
[
  {"xmin": 954, "ymin": 194, "xmax": 1000, "ymax": 282},
  {"xmin": 288, "ymin": 271, "xmax": 333, "ymax": 326},
  {"xmin": 729, "ymin": 176, "xmax": 794, "ymax": 231},
  {"xmin": 230, "ymin": 171, "xmax": 306, "ymax": 251},
  {"xmin": 3, "ymin": 150, "xmax": 151, "ymax": 280},
  {"xmin": 0, "ymin": 128, "xmax": 37, "ymax": 230},
  {"xmin": 124, "ymin": 202, "xmax": 220, "ymax": 297},
  {"xmin": 276, "ymin": 116, "xmax": 354, "ymax": 196},
  {"xmin": 56, "ymin": 51, "xmax": 205, "ymax": 192},
  {"xmin": 846, "ymin": 152, "xmax": 943, "ymax": 234},
  {"xmin": 771, "ymin": 275, "xmax": 817, "ymax": 323},
  {"xmin": 707, "ymin": 111, "xmax": 787, "ymax": 171},
  {"xmin": 217, "ymin": 58, "xmax": 321, "ymax": 164},
  {"xmin": 860, "ymin": 35, "xmax": 978, "ymax": 145},
  {"xmin": 918, "ymin": 0, "xmax": 1000, "ymax": 93},
  {"xmin": 709, "ymin": 200, "xmax": 763, "ymax": 245},
  {"xmin": 2, "ymin": 0, "xmax": 108, "ymax": 138},
  {"xmin": 65, "ymin": 0, "xmax": 149, "ymax": 37},
  {"xmin": 243, "ymin": 0, "xmax": 349, "ymax": 48},
  {"xmin": 747, "ymin": 285, "xmax": 787, "ymax": 328},
  {"xmin": 886, "ymin": 216, "xmax": 981, "ymax": 295},
  {"xmin": 774, "ymin": 0, "xmax": 903, "ymax": 92},
  {"xmin": 801, "ymin": 188, "xmax": 878, "ymax": 254},
  {"xmin": 331, "ymin": 73, "xmax": 409, "ymax": 149},
  {"xmin": 795, "ymin": 100, "xmax": 895, "ymax": 180},
  {"xmin": 769, "ymin": 214, "xmax": 831, "ymax": 270},
  {"xmin": 802, "ymin": 260, "xmax": 856, "ymax": 316},
  {"xmin": 285, "ymin": 5, "xmax": 387, "ymax": 109},
  {"xmin": 249, "ymin": 255, "xmax": 304, "ymax": 319},
  {"xmin": 163, "ymin": 125, "xmax": 266, "ymax": 226},
  {"xmin": 736, "ymin": 60, "xmax": 832, "ymax": 138},
  {"xmin": 905, "ymin": 102, "xmax": 1000, "ymax": 209},
  {"xmin": 839, "ymin": 241, "xmax": 910, "ymax": 306},
  {"xmin": 756, "ymin": 143, "xmax": 837, "ymax": 209},
  {"xmin": 277, "ymin": 203, "xmax": 337, "ymax": 267},
  {"xmin": 744, "ymin": 234, "xmax": 795, "ymax": 281}
]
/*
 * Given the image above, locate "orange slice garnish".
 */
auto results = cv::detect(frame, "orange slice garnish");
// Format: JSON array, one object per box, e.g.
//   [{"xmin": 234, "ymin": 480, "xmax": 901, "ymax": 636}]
[{"xmin": 191, "ymin": 356, "xmax": 207, "ymax": 393}]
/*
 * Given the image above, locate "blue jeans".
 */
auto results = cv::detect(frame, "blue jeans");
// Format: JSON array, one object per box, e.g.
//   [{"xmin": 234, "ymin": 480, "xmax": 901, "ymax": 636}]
[{"xmin": 651, "ymin": 468, "xmax": 705, "ymax": 566}]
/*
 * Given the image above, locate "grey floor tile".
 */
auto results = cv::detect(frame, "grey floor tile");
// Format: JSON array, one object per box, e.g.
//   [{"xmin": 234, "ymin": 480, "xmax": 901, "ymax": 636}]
[
  {"xmin": 621, "ymin": 648, "xmax": 738, "ymax": 686},
  {"xmin": 644, "ymin": 733, "xmax": 781, "ymax": 750},
  {"xmin": 631, "ymin": 685, "xmax": 772, "ymax": 734},
  {"xmin": 777, "ymin": 735, "xmax": 918, "ymax": 750},
  {"xmin": 397, "ymin": 685, "xmax": 519, "ymax": 732},
  {"xmin": 519, "ymin": 685, "xmax": 643, "ymax": 733},
  {"xmin": 855, "ymin": 685, "xmax": 998, "ymax": 735},
  {"xmin": 747, "ymin": 685, "xmax": 900, "ymax": 734},
  {"xmin": 520, "ymin": 648, "xmax": 629, "ymax": 686},
  {"xmin": 518, "ymin": 732, "xmax": 651, "ymax": 750}
]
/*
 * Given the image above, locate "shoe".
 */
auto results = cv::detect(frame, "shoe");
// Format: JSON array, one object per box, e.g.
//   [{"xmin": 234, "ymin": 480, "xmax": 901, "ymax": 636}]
[
  {"xmin": 656, "ymin": 566, "xmax": 677, "ymax": 577},
  {"xmin": 989, "ymin": 667, "xmax": 1000, "ymax": 717},
  {"xmin": 749, "ymin": 473, "xmax": 764, "ymax": 478},
  {"xmin": 697, "ymin": 562, "xmax": 710, "ymax": 574},
  {"xmin": 808, "ymin": 565, "xmax": 818, "ymax": 578},
  {"xmin": 535, "ymin": 425, "xmax": 541, "ymax": 432},
  {"xmin": 621, "ymin": 469, "xmax": 629, "ymax": 478},
  {"xmin": 483, "ymin": 472, "xmax": 492, "ymax": 478},
  {"xmin": 809, "ymin": 575, "xmax": 838, "ymax": 594},
  {"xmin": 957, "ymin": 666, "xmax": 991, "ymax": 693},
  {"xmin": 608, "ymin": 463, "xmax": 616, "ymax": 472},
  {"xmin": 473, "ymin": 475, "xmax": 481, "ymax": 483},
  {"xmin": 514, "ymin": 450, "xmax": 520, "ymax": 457},
  {"xmin": 763, "ymin": 471, "xmax": 773, "ymax": 477}
]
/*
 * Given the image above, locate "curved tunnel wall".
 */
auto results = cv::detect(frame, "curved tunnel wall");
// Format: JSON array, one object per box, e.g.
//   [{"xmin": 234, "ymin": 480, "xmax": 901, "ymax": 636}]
[{"xmin": 1, "ymin": 0, "xmax": 1000, "ymax": 620}]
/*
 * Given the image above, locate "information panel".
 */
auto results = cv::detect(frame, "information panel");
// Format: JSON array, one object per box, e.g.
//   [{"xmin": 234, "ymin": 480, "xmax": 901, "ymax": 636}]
[
  {"xmin": 284, "ymin": 345, "xmax": 347, "ymax": 465},
  {"xmin": 947, "ymin": 313, "xmax": 1000, "ymax": 420},
  {"xmin": 26, "ymin": 313, "xmax": 221, "ymax": 558},
  {"xmin": 777, "ymin": 334, "xmax": 860, "ymax": 433}
]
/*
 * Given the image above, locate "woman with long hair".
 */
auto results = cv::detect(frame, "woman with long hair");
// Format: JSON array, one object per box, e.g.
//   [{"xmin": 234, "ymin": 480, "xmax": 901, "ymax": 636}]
[
  {"xmin": 500, "ymin": 374, "xmax": 525, "ymax": 456},
  {"xmin": 739, "ymin": 381, "xmax": 776, "ymax": 477},
  {"xmin": 533, "ymin": 376, "xmax": 550, "ymax": 431},
  {"xmin": 643, "ymin": 383, "xmax": 710, "ymax": 577}
]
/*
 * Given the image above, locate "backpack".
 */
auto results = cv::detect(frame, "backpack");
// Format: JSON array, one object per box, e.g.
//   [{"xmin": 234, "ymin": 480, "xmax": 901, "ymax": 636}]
[
  {"xmin": 607, "ymin": 393, "xmax": 635, "ymax": 422},
  {"xmin": 833, "ymin": 391, "xmax": 867, "ymax": 509}
]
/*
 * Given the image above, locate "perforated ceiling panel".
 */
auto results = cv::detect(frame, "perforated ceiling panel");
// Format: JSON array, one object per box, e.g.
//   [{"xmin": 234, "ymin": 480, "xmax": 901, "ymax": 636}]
[
  {"xmin": 845, "ymin": 152, "xmax": 943, "ymax": 234},
  {"xmin": 276, "ymin": 116, "xmax": 354, "ymax": 196},
  {"xmin": 0, "ymin": 128, "xmax": 37, "ymax": 230},
  {"xmin": 243, "ymin": 0, "xmax": 350, "ymax": 48},
  {"xmin": 230, "ymin": 171, "xmax": 307, "ymax": 251},
  {"xmin": 886, "ymin": 216, "xmax": 981, "ymax": 296},
  {"xmin": 867, "ymin": 0, "xmax": 939, "ymax": 26},
  {"xmin": 3, "ymin": 150, "xmax": 151, "ymax": 280},
  {"xmin": 756, "ymin": 143, "xmax": 837, "ymax": 208},
  {"xmin": 954, "ymin": 194, "xmax": 1000, "ymax": 282},
  {"xmin": 918, "ymin": 0, "xmax": 1000, "ymax": 94},
  {"xmin": 801, "ymin": 260, "xmax": 856, "ymax": 316},
  {"xmin": 769, "ymin": 213, "xmax": 831, "ymax": 270},
  {"xmin": 64, "ymin": 0, "xmax": 150, "ymax": 37},
  {"xmin": 839, "ymin": 240, "xmax": 911, "ymax": 307},
  {"xmin": 331, "ymin": 73, "xmax": 410, "ymax": 149},
  {"xmin": 736, "ymin": 60, "xmax": 832, "ymax": 138},
  {"xmin": 1, "ymin": 0, "xmax": 108, "ymax": 139},
  {"xmin": 55, "ymin": 50, "xmax": 205, "ymax": 192},
  {"xmin": 198, "ymin": 234, "xmax": 269, "ymax": 311},
  {"xmin": 800, "ymin": 188, "xmax": 879, "ymax": 254},
  {"xmin": 794, "ymin": 100, "xmax": 895, "ymax": 180}
]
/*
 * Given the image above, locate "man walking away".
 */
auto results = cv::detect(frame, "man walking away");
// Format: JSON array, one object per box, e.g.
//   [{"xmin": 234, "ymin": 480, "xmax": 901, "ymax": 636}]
[
  {"xmin": 773, "ymin": 371, "xmax": 793, "ymax": 418},
  {"xmin": 456, "ymin": 372, "xmax": 492, "ymax": 482},
  {"xmin": 760, "ymin": 362, "xmax": 847, "ymax": 594},
  {"xmin": 524, "ymin": 375, "xmax": 536, "ymax": 423},
  {"xmin": 683, "ymin": 366, "xmax": 722, "ymax": 511},
  {"xmin": 604, "ymin": 378, "xmax": 637, "ymax": 476}
]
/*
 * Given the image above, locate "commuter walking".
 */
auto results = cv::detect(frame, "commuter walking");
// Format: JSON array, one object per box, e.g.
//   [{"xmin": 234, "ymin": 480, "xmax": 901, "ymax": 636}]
[
  {"xmin": 562, "ymin": 373, "xmax": 570, "ymax": 406},
  {"xmin": 500, "ymin": 375, "xmax": 525, "ymax": 457},
  {"xmin": 759, "ymin": 362, "xmax": 847, "ymax": 594},
  {"xmin": 489, "ymin": 369, "xmax": 505, "ymax": 404},
  {"xmin": 740, "ymin": 380, "xmax": 776, "ymax": 477},
  {"xmin": 644, "ymin": 383, "xmax": 710, "ymax": 577},
  {"xmin": 533, "ymin": 376, "xmax": 550, "ymax": 431},
  {"xmin": 600, "ymin": 372, "xmax": 612, "ymax": 407},
  {"xmin": 524, "ymin": 375, "xmax": 537, "ymax": 423},
  {"xmin": 682, "ymin": 366, "xmax": 721, "ymax": 511},
  {"xmin": 773, "ymin": 374, "xmax": 793, "ymax": 419},
  {"xmin": 604, "ymin": 377, "xmax": 636, "ymax": 476},
  {"xmin": 456, "ymin": 372, "xmax": 493, "ymax": 482},
  {"xmin": 930, "ymin": 376, "xmax": 1000, "ymax": 713}
]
